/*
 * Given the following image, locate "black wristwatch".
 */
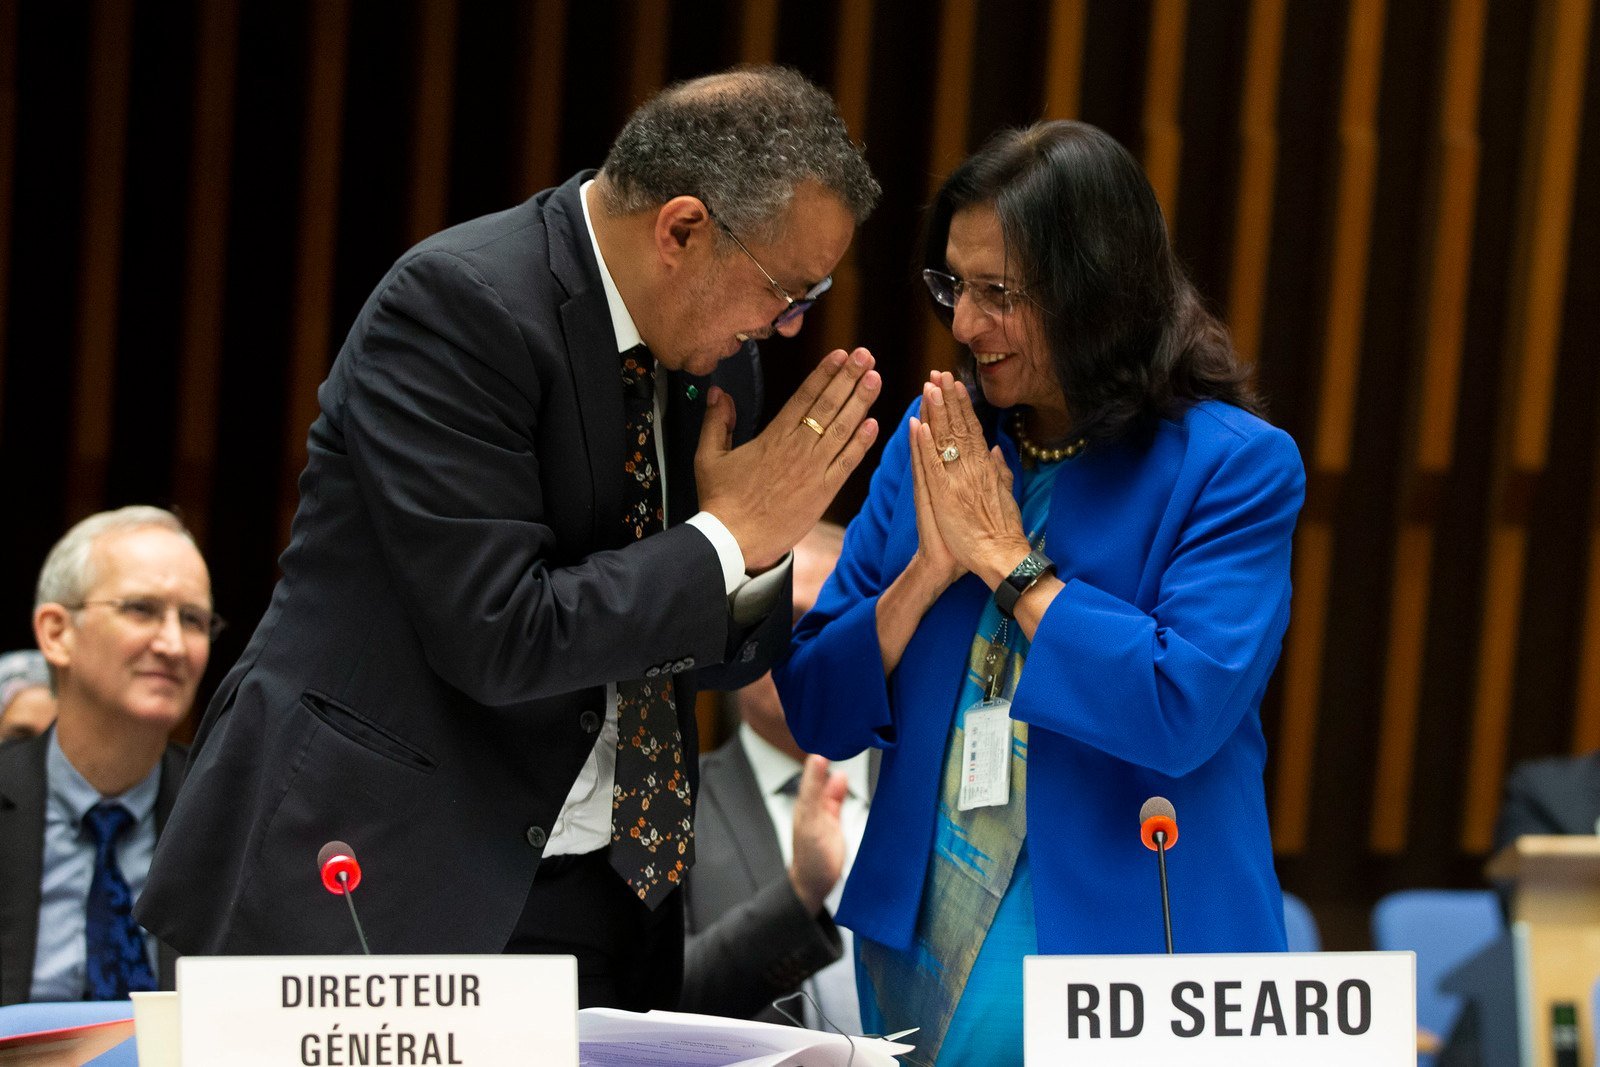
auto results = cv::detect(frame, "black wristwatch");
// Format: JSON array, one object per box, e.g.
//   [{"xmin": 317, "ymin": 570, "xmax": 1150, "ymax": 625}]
[{"xmin": 994, "ymin": 550, "xmax": 1056, "ymax": 619}]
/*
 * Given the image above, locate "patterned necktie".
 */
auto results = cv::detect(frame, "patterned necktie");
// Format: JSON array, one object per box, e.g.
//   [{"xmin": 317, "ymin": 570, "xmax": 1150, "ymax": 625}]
[
  {"xmin": 610, "ymin": 346, "xmax": 694, "ymax": 909},
  {"xmin": 82, "ymin": 802, "xmax": 156, "ymax": 999}
]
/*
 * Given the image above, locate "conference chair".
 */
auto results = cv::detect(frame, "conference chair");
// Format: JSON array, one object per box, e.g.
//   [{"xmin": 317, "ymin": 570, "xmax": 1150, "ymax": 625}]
[
  {"xmin": 1370, "ymin": 888, "xmax": 1501, "ymax": 1067},
  {"xmin": 0, "ymin": 1000, "xmax": 136, "ymax": 1064},
  {"xmin": 1282, "ymin": 890, "xmax": 1321, "ymax": 952}
]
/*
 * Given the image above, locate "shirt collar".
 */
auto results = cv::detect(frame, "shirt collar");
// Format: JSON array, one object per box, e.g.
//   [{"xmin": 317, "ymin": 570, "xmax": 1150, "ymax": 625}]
[
  {"xmin": 45, "ymin": 725, "xmax": 162, "ymax": 828},
  {"xmin": 579, "ymin": 179, "xmax": 643, "ymax": 354},
  {"xmin": 739, "ymin": 721, "xmax": 871, "ymax": 802}
]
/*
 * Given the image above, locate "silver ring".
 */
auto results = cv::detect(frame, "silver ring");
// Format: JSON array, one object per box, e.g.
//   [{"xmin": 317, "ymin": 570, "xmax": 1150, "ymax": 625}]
[{"xmin": 939, "ymin": 444, "xmax": 960, "ymax": 463}]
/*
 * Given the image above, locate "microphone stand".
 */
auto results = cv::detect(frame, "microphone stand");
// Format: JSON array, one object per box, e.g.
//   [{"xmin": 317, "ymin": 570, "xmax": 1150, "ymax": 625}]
[
  {"xmin": 1153, "ymin": 830, "xmax": 1173, "ymax": 954},
  {"xmin": 337, "ymin": 871, "xmax": 372, "ymax": 955}
]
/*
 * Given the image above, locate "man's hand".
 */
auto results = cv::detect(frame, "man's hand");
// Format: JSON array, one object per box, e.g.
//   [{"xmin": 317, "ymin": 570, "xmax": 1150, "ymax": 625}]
[
  {"xmin": 788, "ymin": 754, "xmax": 849, "ymax": 916},
  {"xmin": 696, "ymin": 348, "xmax": 880, "ymax": 572}
]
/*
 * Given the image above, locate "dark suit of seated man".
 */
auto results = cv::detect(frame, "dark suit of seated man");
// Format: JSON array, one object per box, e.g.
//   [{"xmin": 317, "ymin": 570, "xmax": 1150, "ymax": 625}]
[
  {"xmin": 682, "ymin": 523, "xmax": 871, "ymax": 1030},
  {"xmin": 1437, "ymin": 749, "xmax": 1600, "ymax": 1065},
  {"xmin": 0, "ymin": 507, "xmax": 214, "ymax": 1004},
  {"xmin": 137, "ymin": 66, "xmax": 884, "ymax": 1012}
]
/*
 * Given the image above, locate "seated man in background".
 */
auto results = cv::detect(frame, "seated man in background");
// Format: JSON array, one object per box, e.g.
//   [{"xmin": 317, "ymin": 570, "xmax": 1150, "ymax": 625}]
[
  {"xmin": 1437, "ymin": 747, "xmax": 1600, "ymax": 1065},
  {"xmin": 681, "ymin": 522, "xmax": 871, "ymax": 1031},
  {"xmin": 0, "ymin": 649, "xmax": 54, "ymax": 742},
  {"xmin": 0, "ymin": 506, "xmax": 215, "ymax": 1003}
]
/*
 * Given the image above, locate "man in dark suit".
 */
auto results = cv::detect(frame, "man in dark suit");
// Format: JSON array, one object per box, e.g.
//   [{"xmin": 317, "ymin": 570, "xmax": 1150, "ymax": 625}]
[
  {"xmin": 1, "ymin": 507, "xmax": 214, "ymax": 1004},
  {"xmin": 1495, "ymin": 751, "xmax": 1600, "ymax": 843},
  {"xmin": 138, "ymin": 66, "xmax": 882, "ymax": 1010},
  {"xmin": 682, "ymin": 522, "xmax": 870, "ymax": 1029}
]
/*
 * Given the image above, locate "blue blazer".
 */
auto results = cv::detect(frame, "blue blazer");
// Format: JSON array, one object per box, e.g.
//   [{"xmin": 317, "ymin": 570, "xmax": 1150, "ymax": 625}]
[{"xmin": 776, "ymin": 397, "xmax": 1305, "ymax": 956}]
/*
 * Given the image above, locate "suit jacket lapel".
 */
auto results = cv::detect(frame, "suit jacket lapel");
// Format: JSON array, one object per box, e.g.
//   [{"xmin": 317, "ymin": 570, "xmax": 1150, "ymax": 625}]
[
  {"xmin": 0, "ymin": 735, "xmax": 48, "ymax": 1005},
  {"xmin": 154, "ymin": 745, "xmax": 187, "ymax": 989},
  {"xmin": 720, "ymin": 742, "xmax": 786, "ymax": 890},
  {"xmin": 547, "ymin": 172, "xmax": 627, "ymax": 551},
  {"xmin": 663, "ymin": 371, "xmax": 709, "ymax": 527}
]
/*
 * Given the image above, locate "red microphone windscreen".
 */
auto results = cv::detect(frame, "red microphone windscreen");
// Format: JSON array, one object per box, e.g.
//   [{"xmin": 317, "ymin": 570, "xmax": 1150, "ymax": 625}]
[
  {"xmin": 1139, "ymin": 796, "xmax": 1179, "ymax": 851},
  {"xmin": 318, "ymin": 840, "xmax": 362, "ymax": 895}
]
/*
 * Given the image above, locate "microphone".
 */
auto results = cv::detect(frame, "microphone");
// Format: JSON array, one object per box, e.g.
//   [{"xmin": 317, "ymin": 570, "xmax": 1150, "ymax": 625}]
[
  {"xmin": 317, "ymin": 840, "xmax": 372, "ymax": 955},
  {"xmin": 1139, "ymin": 797, "xmax": 1178, "ymax": 954}
]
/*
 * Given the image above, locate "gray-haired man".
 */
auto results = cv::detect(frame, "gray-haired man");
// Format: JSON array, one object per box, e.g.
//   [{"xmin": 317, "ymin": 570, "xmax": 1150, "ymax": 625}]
[
  {"xmin": 141, "ymin": 66, "xmax": 881, "ymax": 1010},
  {"xmin": 1, "ymin": 506, "xmax": 215, "ymax": 1003}
]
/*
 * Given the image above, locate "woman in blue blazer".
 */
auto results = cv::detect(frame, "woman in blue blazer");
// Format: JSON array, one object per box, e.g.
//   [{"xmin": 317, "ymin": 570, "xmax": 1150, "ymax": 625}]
[{"xmin": 774, "ymin": 121, "xmax": 1306, "ymax": 1065}]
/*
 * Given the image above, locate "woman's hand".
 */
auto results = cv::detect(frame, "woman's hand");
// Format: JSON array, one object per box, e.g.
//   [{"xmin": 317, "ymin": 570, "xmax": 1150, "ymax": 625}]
[
  {"xmin": 915, "ymin": 372, "xmax": 1032, "ymax": 588},
  {"xmin": 875, "ymin": 376, "xmax": 978, "ymax": 675}
]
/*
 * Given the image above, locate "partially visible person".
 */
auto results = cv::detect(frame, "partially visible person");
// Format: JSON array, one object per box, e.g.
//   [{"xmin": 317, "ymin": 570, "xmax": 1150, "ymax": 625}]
[
  {"xmin": 0, "ymin": 507, "xmax": 215, "ymax": 1003},
  {"xmin": 0, "ymin": 650, "xmax": 54, "ymax": 742},
  {"xmin": 682, "ymin": 522, "xmax": 870, "ymax": 1031},
  {"xmin": 1495, "ymin": 750, "xmax": 1600, "ymax": 844},
  {"xmin": 1436, "ymin": 748, "xmax": 1600, "ymax": 1065},
  {"xmin": 776, "ymin": 121, "xmax": 1305, "ymax": 1065}
]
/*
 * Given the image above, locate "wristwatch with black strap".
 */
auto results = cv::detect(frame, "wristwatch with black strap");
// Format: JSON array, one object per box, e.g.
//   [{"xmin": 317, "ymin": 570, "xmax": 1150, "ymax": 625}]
[{"xmin": 994, "ymin": 550, "xmax": 1056, "ymax": 619}]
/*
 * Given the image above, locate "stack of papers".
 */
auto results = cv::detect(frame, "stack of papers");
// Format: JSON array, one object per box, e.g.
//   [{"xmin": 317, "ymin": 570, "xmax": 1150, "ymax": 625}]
[{"xmin": 578, "ymin": 1008, "xmax": 914, "ymax": 1066}]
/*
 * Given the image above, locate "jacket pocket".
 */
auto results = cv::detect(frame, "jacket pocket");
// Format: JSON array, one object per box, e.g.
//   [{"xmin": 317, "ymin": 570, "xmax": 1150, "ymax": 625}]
[{"xmin": 298, "ymin": 690, "xmax": 437, "ymax": 773}]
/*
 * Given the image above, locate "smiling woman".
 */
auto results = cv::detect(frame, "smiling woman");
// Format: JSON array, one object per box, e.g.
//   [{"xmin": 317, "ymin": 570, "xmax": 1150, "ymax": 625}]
[{"xmin": 774, "ymin": 121, "xmax": 1307, "ymax": 1067}]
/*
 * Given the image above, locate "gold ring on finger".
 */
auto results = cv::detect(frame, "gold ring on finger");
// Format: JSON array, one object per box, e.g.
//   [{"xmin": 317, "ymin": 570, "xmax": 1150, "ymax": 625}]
[
  {"xmin": 801, "ymin": 416, "xmax": 826, "ymax": 436},
  {"xmin": 939, "ymin": 444, "xmax": 960, "ymax": 463}
]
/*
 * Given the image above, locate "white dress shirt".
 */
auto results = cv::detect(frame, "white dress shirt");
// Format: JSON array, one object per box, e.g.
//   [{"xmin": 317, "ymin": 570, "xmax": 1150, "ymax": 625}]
[{"xmin": 543, "ymin": 182, "xmax": 788, "ymax": 856}]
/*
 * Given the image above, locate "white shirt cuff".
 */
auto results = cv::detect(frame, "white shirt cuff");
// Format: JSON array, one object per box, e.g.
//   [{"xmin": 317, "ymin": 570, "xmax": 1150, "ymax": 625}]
[
  {"xmin": 685, "ymin": 511, "xmax": 748, "ymax": 595},
  {"xmin": 733, "ymin": 553, "xmax": 790, "ymax": 626}
]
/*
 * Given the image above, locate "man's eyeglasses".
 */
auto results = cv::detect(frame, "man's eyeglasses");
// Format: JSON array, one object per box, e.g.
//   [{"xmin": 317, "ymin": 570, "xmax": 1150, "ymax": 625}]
[
  {"xmin": 72, "ymin": 596, "xmax": 226, "ymax": 640},
  {"xmin": 708, "ymin": 207, "xmax": 832, "ymax": 330},
  {"xmin": 922, "ymin": 268, "xmax": 1031, "ymax": 317}
]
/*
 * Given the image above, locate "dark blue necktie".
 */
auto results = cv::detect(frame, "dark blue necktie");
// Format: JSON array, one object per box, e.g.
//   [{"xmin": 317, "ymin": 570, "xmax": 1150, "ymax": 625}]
[{"xmin": 82, "ymin": 802, "xmax": 156, "ymax": 1000}]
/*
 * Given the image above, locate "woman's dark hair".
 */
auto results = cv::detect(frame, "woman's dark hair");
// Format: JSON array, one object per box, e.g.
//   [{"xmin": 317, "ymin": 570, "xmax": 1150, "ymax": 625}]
[{"xmin": 923, "ymin": 120, "xmax": 1261, "ymax": 442}]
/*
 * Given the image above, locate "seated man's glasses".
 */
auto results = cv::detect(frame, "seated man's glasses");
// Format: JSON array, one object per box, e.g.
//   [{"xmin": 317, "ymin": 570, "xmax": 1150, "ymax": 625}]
[{"xmin": 73, "ymin": 597, "xmax": 226, "ymax": 640}]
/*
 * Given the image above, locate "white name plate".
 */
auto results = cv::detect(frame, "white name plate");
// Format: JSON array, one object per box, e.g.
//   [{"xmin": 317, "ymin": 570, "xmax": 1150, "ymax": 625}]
[
  {"xmin": 1025, "ymin": 951, "xmax": 1415, "ymax": 1066},
  {"xmin": 177, "ymin": 955, "xmax": 577, "ymax": 1066}
]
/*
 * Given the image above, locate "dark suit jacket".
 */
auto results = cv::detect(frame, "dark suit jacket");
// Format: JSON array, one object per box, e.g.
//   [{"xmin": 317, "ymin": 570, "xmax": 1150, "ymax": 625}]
[
  {"xmin": 0, "ymin": 733, "xmax": 186, "ymax": 1004},
  {"xmin": 1493, "ymin": 751, "xmax": 1600, "ymax": 844},
  {"xmin": 138, "ymin": 173, "xmax": 788, "ymax": 962},
  {"xmin": 681, "ymin": 735, "xmax": 842, "ymax": 1022}
]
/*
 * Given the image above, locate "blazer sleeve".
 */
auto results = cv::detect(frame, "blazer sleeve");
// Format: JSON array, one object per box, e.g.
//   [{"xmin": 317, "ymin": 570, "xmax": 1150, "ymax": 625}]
[
  {"xmin": 776, "ymin": 402, "xmax": 918, "ymax": 760},
  {"xmin": 336, "ymin": 249, "xmax": 734, "ymax": 707},
  {"xmin": 1010, "ymin": 424, "xmax": 1305, "ymax": 776},
  {"xmin": 680, "ymin": 879, "xmax": 843, "ymax": 1019}
]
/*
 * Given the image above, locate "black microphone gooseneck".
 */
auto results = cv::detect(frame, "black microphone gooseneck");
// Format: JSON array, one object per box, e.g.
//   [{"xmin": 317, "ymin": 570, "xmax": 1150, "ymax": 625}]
[{"xmin": 1153, "ymin": 829, "xmax": 1173, "ymax": 954}]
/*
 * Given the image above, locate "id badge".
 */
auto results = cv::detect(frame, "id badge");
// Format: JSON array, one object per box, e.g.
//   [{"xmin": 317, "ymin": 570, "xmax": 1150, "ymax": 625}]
[{"xmin": 958, "ymin": 698, "xmax": 1013, "ymax": 810}]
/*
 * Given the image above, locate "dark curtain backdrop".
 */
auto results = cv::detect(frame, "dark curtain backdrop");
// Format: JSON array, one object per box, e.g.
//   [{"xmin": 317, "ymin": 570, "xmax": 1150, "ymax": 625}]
[{"xmin": 3, "ymin": 0, "xmax": 1599, "ymax": 947}]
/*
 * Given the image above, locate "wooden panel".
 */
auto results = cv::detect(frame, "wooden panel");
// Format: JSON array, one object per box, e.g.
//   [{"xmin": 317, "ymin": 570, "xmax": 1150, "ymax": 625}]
[
  {"xmin": 66, "ymin": 0, "xmax": 133, "ymax": 522},
  {"xmin": 739, "ymin": 0, "xmax": 779, "ymax": 65},
  {"xmin": 407, "ymin": 0, "xmax": 457, "ymax": 244},
  {"xmin": 920, "ymin": 0, "xmax": 976, "ymax": 381},
  {"xmin": 518, "ymin": 0, "xmax": 566, "ymax": 196},
  {"xmin": 0, "ymin": 0, "xmax": 16, "ymax": 430},
  {"xmin": 1462, "ymin": 0, "xmax": 1594, "ymax": 853},
  {"xmin": 1369, "ymin": 0, "xmax": 1487, "ymax": 854},
  {"xmin": 824, "ymin": 0, "xmax": 874, "ymax": 352},
  {"xmin": 626, "ymin": 0, "xmax": 670, "ymax": 110},
  {"xmin": 1042, "ymin": 0, "xmax": 1086, "ymax": 119},
  {"xmin": 276, "ymin": 1, "xmax": 351, "ymax": 550},
  {"xmin": 1271, "ymin": 0, "xmax": 1387, "ymax": 855},
  {"xmin": 1141, "ymin": 0, "xmax": 1187, "ymax": 225},
  {"xmin": 1226, "ymin": 0, "xmax": 1285, "ymax": 366},
  {"xmin": 172, "ymin": 0, "xmax": 240, "ymax": 548}
]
